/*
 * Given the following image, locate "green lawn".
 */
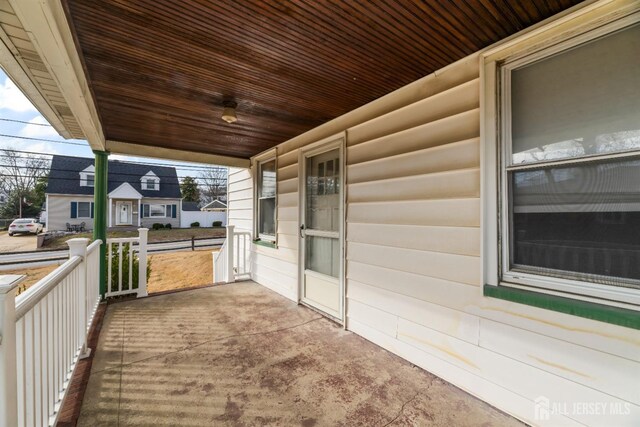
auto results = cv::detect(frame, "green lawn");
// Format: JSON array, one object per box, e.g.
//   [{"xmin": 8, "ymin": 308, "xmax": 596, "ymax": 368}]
[{"xmin": 42, "ymin": 227, "xmax": 226, "ymax": 250}]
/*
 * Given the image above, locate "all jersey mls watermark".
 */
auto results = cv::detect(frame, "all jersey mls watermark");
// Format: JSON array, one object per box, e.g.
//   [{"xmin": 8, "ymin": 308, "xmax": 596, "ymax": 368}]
[{"xmin": 535, "ymin": 396, "xmax": 632, "ymax": 421}]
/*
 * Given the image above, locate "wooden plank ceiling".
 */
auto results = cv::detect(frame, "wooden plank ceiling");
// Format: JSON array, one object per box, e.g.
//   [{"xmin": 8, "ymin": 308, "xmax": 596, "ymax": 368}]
[{"xmin": 63, "ymin": 0, "xmax": 582, "ymax": 160}]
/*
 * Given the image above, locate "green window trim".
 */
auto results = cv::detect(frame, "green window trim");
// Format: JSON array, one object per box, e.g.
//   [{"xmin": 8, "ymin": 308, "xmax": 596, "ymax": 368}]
[
  {"xmin": 253, "ymin": 239, "xmax": 277, "ymax": 249},
  {"xmin": 484, "ymin": 285, "xmax": 640, "ymax": 330}
]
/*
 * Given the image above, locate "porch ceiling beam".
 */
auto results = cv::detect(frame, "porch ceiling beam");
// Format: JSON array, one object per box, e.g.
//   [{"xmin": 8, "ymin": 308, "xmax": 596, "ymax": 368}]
[
  {"xmin": 106, "ymin": 140, "xmax": 250, "ymax": 169},
  {"xmin": 9, "ymin": 0, "xmax": 106, "ymax": 151}
]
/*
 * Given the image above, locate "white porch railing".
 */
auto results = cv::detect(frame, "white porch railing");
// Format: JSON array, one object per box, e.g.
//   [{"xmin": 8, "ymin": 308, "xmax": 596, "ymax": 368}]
[
  {"xmin": 106, "ymin": 228, "xmax": 148, "ymax": 298},
  {"xmin": 213, "ymin": 225, "xmax": 252, "ymax": 283},
  {"xmin": 0, "ymin": 237, "xmax": 102, "ymax": 427}
]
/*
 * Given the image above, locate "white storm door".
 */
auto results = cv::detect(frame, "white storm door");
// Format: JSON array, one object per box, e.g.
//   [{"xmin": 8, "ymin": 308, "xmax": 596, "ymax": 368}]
[
  {"xmin": 116, "ymin": 202, "xmax": 132, "ymax": 225},
  {"xmin": 300, "ymin": 142, "xmax": 344, "ymax": 321}
]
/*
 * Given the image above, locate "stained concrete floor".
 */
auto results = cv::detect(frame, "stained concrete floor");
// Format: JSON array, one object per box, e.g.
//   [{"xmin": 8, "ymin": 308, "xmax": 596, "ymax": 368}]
[{"xmin": 78, "ymin": 281, "xmax": 523, "ymax": 426}]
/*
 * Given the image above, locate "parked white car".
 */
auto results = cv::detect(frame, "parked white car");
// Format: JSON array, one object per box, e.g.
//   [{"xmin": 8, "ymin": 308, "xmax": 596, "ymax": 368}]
[{"xmin": 8, "ymin": 218, "xmax": 43, "ymax": 236}]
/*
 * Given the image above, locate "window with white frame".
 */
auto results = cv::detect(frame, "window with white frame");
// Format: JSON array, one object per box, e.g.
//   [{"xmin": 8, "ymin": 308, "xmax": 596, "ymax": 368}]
[
  {"xmin": 256, "ymin": 157, "xmax": 276, "ymax": 242},
  {"xmin": 77, "ymin": 201, "xmax": 91, "ymax": 218},
  {"xmin": 141, "ymin": 203, "xmax": 176, "ymax": 219},
  {"xmin": 149, "ymin": 204, "xmax": 167, "ymax": 217},
  {"xmin": 495, "ymin": 21, "xmax": 640, "ymax": 305},
  {"xmin": 80, "ymin": 165, "xmax": 95, "ymax": 187},
  {"xmin": 141, "ymin": 171, "xmax": 160, "ymax": 191}
]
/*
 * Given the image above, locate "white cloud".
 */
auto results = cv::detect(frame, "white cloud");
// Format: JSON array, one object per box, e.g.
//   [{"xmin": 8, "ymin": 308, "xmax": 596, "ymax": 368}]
[
  {"xmin": 0, "ymin": 78, "xmax": 36, "ymax": 113},
  {"xmin": 19, "ymin": 115, "xmax": 59, "ymax": 139}
]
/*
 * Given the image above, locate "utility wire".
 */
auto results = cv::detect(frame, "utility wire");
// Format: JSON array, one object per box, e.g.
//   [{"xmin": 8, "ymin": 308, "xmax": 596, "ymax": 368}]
[
  {"xmin": 0, "ymin": 118, "xmax": 53, "ymax": 126},
  {"xmin": 0, "ymin": 165, "xmax": 226, "ymax": 184},
  {"xmin": 0, "ymin": 133, "xmax": 88, "ymax": 146},
  {"xmin": 0, "ymin": 148, "xmax": 228, "ymax": 172}
]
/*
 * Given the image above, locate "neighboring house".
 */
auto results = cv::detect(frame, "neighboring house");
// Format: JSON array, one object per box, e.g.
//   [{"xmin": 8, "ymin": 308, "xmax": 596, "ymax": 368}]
[
  {"xmin": 201, "ymin": 199, "xmax": 227, "ymax": 212},
  {"xmin": 180, "ymin": 200, "xmax": 226, "ymax": 228},
  {"xmin": 46, "ymin": 155, "xmax": 182, "ymax": 231}
]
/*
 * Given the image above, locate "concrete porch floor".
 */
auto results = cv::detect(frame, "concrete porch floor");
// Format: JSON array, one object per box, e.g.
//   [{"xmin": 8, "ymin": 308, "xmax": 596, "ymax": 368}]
[{"xmin": 78, "ymin": 282, "xmax": 522, "ymax": 426}]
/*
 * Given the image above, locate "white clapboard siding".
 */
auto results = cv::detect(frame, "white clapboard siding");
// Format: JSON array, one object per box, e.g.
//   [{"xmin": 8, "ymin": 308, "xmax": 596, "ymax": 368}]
[
  {"xmin": 278, "ymin": 177, "xmax": 298, "ymax": 194},
  {"xmin": 479, "ymin": 319, "xmax": 640, "ymax": 405},
  {"xmin": 278, "ymin": 163, "xmax": 298, "ymax": 181},
  {"xmin": 278, "ymin": 193, "xmax": 298, "ymax": 208},
  {"xmin": 468, "ymin": 300, "xmax": 640, "ymax": 364},
  {"xmin": 277, "ymin": 220, "xmax": 298, "ymax": 237},
  {"xmin": 347, "ymin": 137, "xmax": 479, "ymax": 184},
  {"xmin": 347, "ymin": 242, "xmax": 481, "ymax": 286},
  {"xmin": 347, "ymin": 299, "xmax": 399, "ymax": 337},
  {"xmin": 348, "ymin": 199, "xmax": 480, "ymax": 227},
  {"xmin": 229, "ymin": 198, "xmax": 252, "ymax": 210},
  {"xmin": 348, "ymin": 78, "xmax": 480, "ymax": 146},
  {"xmin": 348, "ymin": 280, "xmax": 479, "ymax": 345},
  {"xmin": 224, "ymin": 46, "xmax": 640, "ymax": 426},
  {"xmin": 347, "ymin": 223, "xmax": 480, "ymax": 257},
  {"xmin": 227, "ymin": 187, "xmax": 252, "ymax": 201},
  {"xmin": 347, "ymin": 260, "xmax": 480, "ymax": 312},
  {"xmin": 348, "ymin": 167, "xmax": 479, "ymax": 203},
  {"xmin": 347, "ymin": 109, "xmax": 479, "ymax": 165}
]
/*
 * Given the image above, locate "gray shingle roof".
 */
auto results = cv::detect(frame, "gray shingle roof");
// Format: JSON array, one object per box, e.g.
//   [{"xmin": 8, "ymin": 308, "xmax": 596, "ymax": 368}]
[{"xmin": 46, "ymin": 155, "xmax": 182, "ymax": 198}]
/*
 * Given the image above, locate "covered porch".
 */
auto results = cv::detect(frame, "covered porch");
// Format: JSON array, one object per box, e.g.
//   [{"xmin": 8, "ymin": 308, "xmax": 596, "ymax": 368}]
[
  {"xmin": 77, "ymin": 281, "xmax": 518, "ymax": 426},
  {"xmin": 1, "ymin": 1, "xmax": 639, "ymax": 426}
]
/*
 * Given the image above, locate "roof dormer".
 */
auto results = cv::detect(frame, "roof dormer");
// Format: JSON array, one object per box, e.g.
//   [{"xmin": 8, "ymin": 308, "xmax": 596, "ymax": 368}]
[
  {"xmin": 79, "ymin": 165, "xmax": 95, "ymax": 187},
  {"xmin": 141, "ymin": 170, "xmax": 160, "ymax": 191}
]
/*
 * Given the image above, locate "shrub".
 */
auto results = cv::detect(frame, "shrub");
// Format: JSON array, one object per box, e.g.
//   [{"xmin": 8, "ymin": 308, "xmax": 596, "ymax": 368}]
[
  {"xmin": 190, "ymin": 221, "xmax": 200, "ymax": 228},
  {"xmin": 152, "ymin": 223, "xmax": 165, "ymax": 230},
  {"xmin": 164, "ymin": 223, "xmax": 172, "ymax": 229},
  {"xmin": 106, "ymin": 243, "xmax": 151, "ymax": 293},
  {"xmin": 212, "ymin": 221, "xmax": 222, "ymax": 227}
]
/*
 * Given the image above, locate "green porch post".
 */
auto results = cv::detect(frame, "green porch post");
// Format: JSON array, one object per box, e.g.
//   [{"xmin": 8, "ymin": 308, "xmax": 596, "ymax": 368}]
[{"xmin": 93, "ymin": 150, "xmax": 109, "ymax": 298}]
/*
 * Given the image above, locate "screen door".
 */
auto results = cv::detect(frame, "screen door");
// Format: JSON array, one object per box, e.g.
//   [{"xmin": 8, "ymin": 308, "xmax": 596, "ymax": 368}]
[{"xmin": 300, "ymin": 145, "xmax": 343, "ymax": 321}]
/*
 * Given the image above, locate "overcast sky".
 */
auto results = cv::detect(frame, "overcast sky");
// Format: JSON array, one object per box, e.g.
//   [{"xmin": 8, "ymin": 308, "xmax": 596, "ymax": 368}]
[{"xmin": 0, "ymin": 69, "xmax": 224, "ymax": 178}]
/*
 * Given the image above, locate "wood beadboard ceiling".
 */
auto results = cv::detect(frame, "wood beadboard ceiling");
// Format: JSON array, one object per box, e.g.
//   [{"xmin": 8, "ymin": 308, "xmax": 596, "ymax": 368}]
[{"xmin": 63, "ymin": 0, "xmax": 582, "ymax": 160}]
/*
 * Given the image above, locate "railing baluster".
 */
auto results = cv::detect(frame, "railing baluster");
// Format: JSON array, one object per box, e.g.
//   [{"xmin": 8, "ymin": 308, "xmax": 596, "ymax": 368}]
[
  {"xmin": 118, "ymin": 242, "xmax": 123, "ymax": 293},
  {"xmin": 128, "ymin": 243, "xmax": 133, "ymax": 290},
  {"xmin": 108, "ymin": 241, "xmax": 112, "ymax": 295},
  {"xmin": 47, "ymin": 292, "xmax": 54, "ymax": 421},
  {"xmin": 16, "ymin": 318, "xmax": 25, "ymax": 427},
  {"xmin": 25, "ymin": 310, "xmax": 34, "ymax": 427}
]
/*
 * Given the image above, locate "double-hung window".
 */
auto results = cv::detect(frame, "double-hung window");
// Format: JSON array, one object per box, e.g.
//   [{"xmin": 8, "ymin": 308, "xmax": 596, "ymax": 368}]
[
  {"xmin": 256, "ymin": 157, "xmax": 276, "ymax": 243},
  {"xmin": 492, "ymin": 19, "xmax": 640, "ymax": 308}
]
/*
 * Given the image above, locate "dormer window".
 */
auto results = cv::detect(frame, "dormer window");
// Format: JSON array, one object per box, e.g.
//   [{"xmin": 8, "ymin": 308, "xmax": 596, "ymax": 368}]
[
  {"xmin": 80, "ymin": 165, "xmax": 95, "ymax": 187},
  {"xmin": 140, "ymin": 171, "xmax": 160, "ymax": 191}
]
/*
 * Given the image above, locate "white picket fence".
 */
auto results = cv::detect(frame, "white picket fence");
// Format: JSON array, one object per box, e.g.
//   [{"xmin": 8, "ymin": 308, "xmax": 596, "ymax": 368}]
[
  {"xmin": 213, "ymin": 225, "xmax": 252, "ymax": 283},
  {"xmin": 106, "ymin": 228, "xmax": 148, "ymax": 298},
  {"xmin": 0, "ymin": 237, "xmax": 102, "ymax": 427}
]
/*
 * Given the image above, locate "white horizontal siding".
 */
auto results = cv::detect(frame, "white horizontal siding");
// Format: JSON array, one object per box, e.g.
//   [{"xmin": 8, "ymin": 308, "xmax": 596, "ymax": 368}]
[{"xmin": 226, "ymin": 48, "xmax": 640, "ymax": 427}]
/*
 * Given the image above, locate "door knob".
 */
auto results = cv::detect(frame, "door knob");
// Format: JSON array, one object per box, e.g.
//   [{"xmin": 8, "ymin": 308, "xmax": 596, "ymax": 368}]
[{"xmin": 300, "ymin": 224, "xmax": 305, "ymax": 238}]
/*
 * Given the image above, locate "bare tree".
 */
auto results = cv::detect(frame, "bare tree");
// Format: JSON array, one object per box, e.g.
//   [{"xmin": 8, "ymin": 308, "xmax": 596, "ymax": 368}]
[
  {"xmin": 199, "ymin": 166, "xmax": 227, "ymax": 205},
  {"xmin": 0, "ymin": 149, "xmax": 49, "ymax": 217}
]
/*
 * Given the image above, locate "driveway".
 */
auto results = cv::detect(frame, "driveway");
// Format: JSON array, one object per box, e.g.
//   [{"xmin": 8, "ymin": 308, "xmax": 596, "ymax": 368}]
[
  {"xmin": 0, "ymin": 232, "xmax": 37, "ymax": 253},
  {"xmin": 78, "ymin": 282, "xmax": 522, "ymax": 426}
]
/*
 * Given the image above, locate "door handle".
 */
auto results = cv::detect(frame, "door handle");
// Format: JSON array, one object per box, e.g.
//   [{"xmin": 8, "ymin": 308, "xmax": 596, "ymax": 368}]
[{"xmin": 300, "ymin": 224, "xmax": 305, "ymax": 238}]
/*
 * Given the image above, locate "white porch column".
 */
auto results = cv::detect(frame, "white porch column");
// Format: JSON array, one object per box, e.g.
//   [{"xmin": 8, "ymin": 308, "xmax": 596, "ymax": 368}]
[
  {"xmin": 0, "ymin": 275, "xmax": 24, "ymax": 427},
  {"xmin": 137, "ymin": 228, "xmax": 148, "ymax": 297},
  {"xmin": 108, "ymin": 198, "xmax": 113, "ymax": 228},
  {"xmin": 138, "ymin": 199, "xmax": 141, "ymax": 226},
  {"xmin": 225, "ymin": 225, "xmax": 235, "ymax": 283},
  {"xmin": 66, "ymin": 238, "xmax": 91, "ymax": 358}
]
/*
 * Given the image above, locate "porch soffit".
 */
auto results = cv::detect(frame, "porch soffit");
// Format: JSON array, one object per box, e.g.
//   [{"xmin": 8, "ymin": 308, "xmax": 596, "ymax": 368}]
[
  {"xmin": 61, "ymin": 0, "xmax": 583, "ymax": 160},
  {"xmin": 108, "ymin": 182, "xmax": 143, "ymax": 200}
]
